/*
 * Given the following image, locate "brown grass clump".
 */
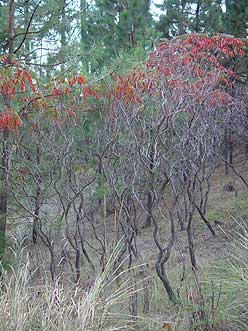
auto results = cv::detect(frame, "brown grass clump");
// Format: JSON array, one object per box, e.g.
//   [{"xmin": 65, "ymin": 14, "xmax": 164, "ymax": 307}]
[{"xmin": 0, "ymin": 242, "xmax": 147, "ymax": 331}]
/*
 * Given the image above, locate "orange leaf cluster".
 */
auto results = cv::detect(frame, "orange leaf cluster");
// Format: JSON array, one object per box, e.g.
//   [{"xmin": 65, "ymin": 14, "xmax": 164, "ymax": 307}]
[
  {"xmin": 0, "ymin": 111, "xmax": 22, "ymax": 132},
  {"xmin": 111, "ymin": 34, "xmax": 247, "ymax": 115}
]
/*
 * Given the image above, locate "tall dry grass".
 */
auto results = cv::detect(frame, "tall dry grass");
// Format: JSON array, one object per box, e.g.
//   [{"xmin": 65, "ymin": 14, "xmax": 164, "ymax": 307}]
[
  {"xmin": 0, "ymin": 240, "xmax": 152, "ymax": 331},
  {"xmin": 3, "ymin": 217, "xmax": 248, "ymax": 331},
  {"xmin": 186, "ymin": 217, "xmax": 248, "ymax": 331}
]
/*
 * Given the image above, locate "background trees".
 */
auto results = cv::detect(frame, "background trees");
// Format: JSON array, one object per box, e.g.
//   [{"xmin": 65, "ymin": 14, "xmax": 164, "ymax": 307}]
[
  {"xmin": 0, "ymin": 1, "xmax": 248, "ymax": 329},
  {"xmin": 156, "ymin": 0, "xmax": 248, "ymax": 38},
  {"xmin": 226, "ymin": 0, "xmax": 248, "ymax": 37}
]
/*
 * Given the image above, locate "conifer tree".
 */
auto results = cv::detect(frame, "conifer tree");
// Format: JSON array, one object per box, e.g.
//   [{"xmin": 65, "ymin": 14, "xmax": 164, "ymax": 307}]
[{"xmin": 226, "ymin": 0, "xmax": 248, "ymax": 37}]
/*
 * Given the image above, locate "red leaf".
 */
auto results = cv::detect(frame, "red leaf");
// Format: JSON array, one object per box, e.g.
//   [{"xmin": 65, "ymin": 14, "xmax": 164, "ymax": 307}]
[
  {"xmin": 20, "ymin": 77, "xmax": 26, "ymax": 92},
  {"xmin": 84, "ymin": 87, "xmax": 89, "ymax": 98},
  {"xmin": 24, "ymin": 70, "xmax": 36, "ymax": 92},
  {"xmin": 165, "ymin": 68, "xmax": 171, "ymax": 77},
  {"xmin": 77, "ymin": 75, "xmax": 86, "ymax": 85}
]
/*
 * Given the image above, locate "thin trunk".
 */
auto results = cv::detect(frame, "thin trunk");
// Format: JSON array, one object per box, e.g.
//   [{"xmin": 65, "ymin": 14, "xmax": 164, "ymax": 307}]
[
  {"xmin": 32, "ymin": 187, "xmax": 41, "ymax": 243},
  {"xmin": 195, "ymin": 204, "xmax": 216, "ymax": 237},
  {"xmin": 97, "ymin": 157, "xmax": 102, "ymax": 213},
  {"xmin": 229, "ymin": 139, "xmax": 233, "ymax": 165},
  {"xmin": 146, "ymin": 135, "xmax": 155, "ymax": 227},
  {"xmin": 176, "ymin": 198, "xmax": 186, "ymax": 231},
  {"xmin": 0, "ymin": 129, "xmax": 9, "ymax": 253},
  {"xmin": 187, "ymin": 188, "xmax": 197, "ymax": 270},
  {"xmin": 178, "ymin": 1, "xmax": 186, "ymax": 35},
  {"xmin": 32, "ymin": 144, "xmax": 41, "ymax": 244},
  {"xmin": 187, "ymin": 217, "xmax": 197, "ymax": 271},
  {"xmin": 60, "ymin": 0, "xmax": 66, "ymax": 75},
  {"xmin": 224, "ymin": 133, "xmax": 233, "ymax": 175},
  {"xmin": 146, "ymin": 191, "xmax": 153, "ymax": 227},
  {"xmin": 8, "ymin": 0, "xmax": 15, "ymax": 55},
  {"xmin": 80, "ymin": 0, "xmax": 89, "ymax": 73},
  {"xmin": 155, "ymin": 254, "xmax": 177, "ymax": 303},
  {"xmin": 24, "ymin": 0, "xmax": 30, "ymax": 60},
  {"xmin": 129, "ymin": 271, "xmax": 138, "ymax": 317},
  {"xmin": 129, "ymin": 24, "xmax": 135, "ymax": 48},
  {"xmin": 153, "ymin": 210, "xmax": 177, "ymax": 303},
  {"xmin": 225, "ymin": 0, "xmax": 231, "ymax": 31},
  {"xmin": 194, "ymin": 1, "xmax": 201, "ymax": 32}
]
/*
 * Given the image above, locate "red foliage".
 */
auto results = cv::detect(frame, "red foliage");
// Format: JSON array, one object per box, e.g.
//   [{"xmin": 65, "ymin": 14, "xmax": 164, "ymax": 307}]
[
  {"xmin": 47, "ymin": 74, "xmax": 100, "ymax": 122},
  {"xmin": 0, "ymin": 56, "xmax": 38, "ymax": 132},
  {"xmin": 68, "ymin": 74, "xmax": 86, "ymax": 87},
  {"xmin": 0, "ymin": 111, "xmax": 22, "ymax": 132},
  {"xmin": 112, "ymin": 34, "xmax": 247, "ymax": 115},
  {"xmin": 0, "ymin": 58, "xmax": 101, "ymax": 132}
]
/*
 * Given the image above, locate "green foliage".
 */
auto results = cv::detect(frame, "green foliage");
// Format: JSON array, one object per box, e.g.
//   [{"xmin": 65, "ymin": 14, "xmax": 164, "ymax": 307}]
[
  {"xmin": 226, "ymin": 0, "xmax": 248, "ymax": 37},
  {"xmin": 51, "ymin": 216, "xmax": 65, "ymax": 233},
  {"xmin": 0, "ymin": 1, "xmax": 8, "ymax": 53},
  {"xmin": 207, "ymin": 196, "xmax": 248, "ymax": 223},
  {"xmin": 157, "ymin": 0, "xmax": 226, "ymax": 38}
]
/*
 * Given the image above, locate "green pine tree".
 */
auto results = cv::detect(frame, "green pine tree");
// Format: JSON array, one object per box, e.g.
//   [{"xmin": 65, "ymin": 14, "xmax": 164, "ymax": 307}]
[{"xmin": 226, "ymin": 0, "xmax": 248, "ymax": 37}]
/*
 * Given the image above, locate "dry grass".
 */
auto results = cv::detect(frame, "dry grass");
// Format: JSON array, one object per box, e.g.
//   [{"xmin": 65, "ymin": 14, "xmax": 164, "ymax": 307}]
[{"xmin": 0, "ymin": 240, "xmax": 158, "ymax": 331}]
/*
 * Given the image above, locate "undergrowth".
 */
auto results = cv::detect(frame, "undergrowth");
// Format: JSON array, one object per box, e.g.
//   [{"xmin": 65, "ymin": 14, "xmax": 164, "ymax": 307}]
[
  {"xmin": 0, "ymin": 240, "xmax": 158, "ymax": 331},
  {"xmin": 1, "ymin": 219, "xmax": 248, "ymax": 331}
]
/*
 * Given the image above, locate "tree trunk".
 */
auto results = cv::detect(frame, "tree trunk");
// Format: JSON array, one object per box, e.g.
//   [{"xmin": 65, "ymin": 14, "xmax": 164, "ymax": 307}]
[
  {"xmin": 146, "ymin": 191, "xmax": 153, "ymax": 227},
  {"xmin": 32, "ymin": 144, "xmax": 41, "ymax": 244},
  {"xmin": 24, "ymin": 0, "xmax": 30, "ymax": 60},
  {"xmin": 8, "ymin": 0, "xmax": 15, "ymax": 55},
  {"xmin": 145, "ymin": 134, "xmax": 155, "ymax": 227},
  {"xmin": 60, "ymin": 0, "xmax": 66, "ymax": 75},
  {"xmin": 0, "ymin": 129, "xmax": 9, "ymax": 254},
  {"xmin": 155, "ymin": 255, "xmax": 177, "ymax": 303},
  {"xmin": 187, "ymin": 217, "xmax": 197, "ymax": 271},
  {"xmin": 80, "ymin": 0, "xmax": 89, "ymax": 73},
  {"xmin": 153, "ymin": 210, "xmax": 178, "ymax": 303},
  {"xmin": 224, "ymin": 133, "xmax": 233, "ymax": 176},
  {"xmin": 194, "ymin": 1, "xmax": 201, "ymax": 32}
]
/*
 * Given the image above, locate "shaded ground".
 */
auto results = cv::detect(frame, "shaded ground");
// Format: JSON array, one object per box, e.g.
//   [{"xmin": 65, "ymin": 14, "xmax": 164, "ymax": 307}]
[{"xmin": 4, "ymin": 149, "xmax": 248, "ymax": 330}]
